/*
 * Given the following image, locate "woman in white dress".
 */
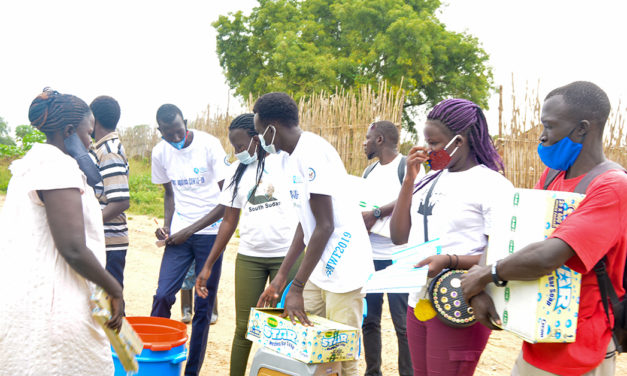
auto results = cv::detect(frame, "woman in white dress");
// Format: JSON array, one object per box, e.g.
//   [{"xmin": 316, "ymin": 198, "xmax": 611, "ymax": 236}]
[{"xmin": 0, "ymin": 89, "xmax": 123, "ymax": 375}]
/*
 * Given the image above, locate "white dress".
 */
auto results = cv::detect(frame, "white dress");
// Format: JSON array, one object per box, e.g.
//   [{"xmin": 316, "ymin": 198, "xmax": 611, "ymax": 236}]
[{"xmin": 0, "ymin": 143, "xmax": 113, "ymax": 375}]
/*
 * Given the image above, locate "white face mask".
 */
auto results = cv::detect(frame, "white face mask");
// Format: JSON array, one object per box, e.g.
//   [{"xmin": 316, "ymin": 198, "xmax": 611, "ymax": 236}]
[
  {"xmin": 235, "ymin": 138, "xmax": 258, "ymax": 165},
  {"xmin": 259, "ymin": 125, "xmax": 279, "ymax": 154}
]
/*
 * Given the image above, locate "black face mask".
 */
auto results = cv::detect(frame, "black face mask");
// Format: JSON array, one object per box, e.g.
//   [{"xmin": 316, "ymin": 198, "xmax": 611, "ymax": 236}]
[{"xmin": 64, "ymin": 132, "xmax": 102, "ymax": 188}]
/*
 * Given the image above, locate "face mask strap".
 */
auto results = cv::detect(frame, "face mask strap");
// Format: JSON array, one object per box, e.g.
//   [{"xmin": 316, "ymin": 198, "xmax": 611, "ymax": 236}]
[
  {"xmin": 250, "ymin": 142, "xmax": 258, "ymax": 157},
  {"xmin": 263, "ymin": 125, "xmax": 276, "ymax": 145}
]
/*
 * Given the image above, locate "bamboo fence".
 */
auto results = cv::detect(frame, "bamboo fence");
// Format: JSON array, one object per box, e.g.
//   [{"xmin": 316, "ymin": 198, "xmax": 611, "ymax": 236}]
[
  {"xmin": 120, "ymin": 80, "xmax": 625, "ymax": 187},
  {"xmin": 120, "ymin": 82, "xmax": 406, "ymax": 176}
]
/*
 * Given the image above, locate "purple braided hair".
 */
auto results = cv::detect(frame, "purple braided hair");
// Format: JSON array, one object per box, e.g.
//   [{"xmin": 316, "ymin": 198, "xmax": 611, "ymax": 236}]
[{"xmin": 414, "ymin": 98, "xmax": 504, "ymax": 193}]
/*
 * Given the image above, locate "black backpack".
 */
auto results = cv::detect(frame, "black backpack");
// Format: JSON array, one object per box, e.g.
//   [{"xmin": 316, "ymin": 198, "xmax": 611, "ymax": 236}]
[
  {"xmin": 543, "ymin": 160, "xmax": 627, "ymax": 352},
  {"xmin": 363, "ymin": 155, "xmax": 407, "ymax": 183}
]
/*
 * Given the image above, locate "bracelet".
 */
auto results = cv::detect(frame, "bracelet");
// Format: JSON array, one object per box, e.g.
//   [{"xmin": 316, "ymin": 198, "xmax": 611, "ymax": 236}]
[
  {"xmin": 446, "ymin": 254, "xmax": 452, "ymax": 269},
  {"xmin": 292, "ymin": 278, "xmax": 306, "ymax": 289},
  {"xmin": 491, "ymin": 261, "xmax": 508, "ymax": 287},
  {"xmin": 453, "ymin": 254, "xmax": 459, "ymax": 269}
]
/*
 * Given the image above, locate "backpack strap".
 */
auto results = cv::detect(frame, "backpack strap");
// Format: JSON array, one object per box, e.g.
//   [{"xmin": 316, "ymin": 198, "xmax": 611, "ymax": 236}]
[
  {"xmin": 543, "ymin": 168, "xmax": 562, "ymax": 190},
  {"xmin": 594, "ymin": 258, "xmax": 623, "ymax": 352},
  {"xmin": 581, "ymin": 161, "xmax": 626, "ymax": 353},
  {"xmin": 362, "ymin": 161, "xmax": 379, "ymax": 179},
  {"xmin": 574, "ymin": 160, "xmax": 626, "ymax": 194},
  {"xmin": 397, "ymin": 155, "xmax": 407, "ymax": 184}
]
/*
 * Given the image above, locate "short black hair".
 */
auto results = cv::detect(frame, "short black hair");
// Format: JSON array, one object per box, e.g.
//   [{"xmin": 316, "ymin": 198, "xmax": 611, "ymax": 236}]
[
  {"xmin": 252, "ymin": 92, "xmax": 299, "ymax": 127},
  {"xmin": 371, "ymin": 120, "xmax": 399, "ymax": 146},
  {"xmin": 90, "ymin": 95, "xmax": 121, "ymax": 130},
  {"xmin": 156, "ymin": 104, "xmax": 184, "ymax": 125},
  {"xmin": 545, "ymin": 81, "xmax": 611, "ymax": 126}
]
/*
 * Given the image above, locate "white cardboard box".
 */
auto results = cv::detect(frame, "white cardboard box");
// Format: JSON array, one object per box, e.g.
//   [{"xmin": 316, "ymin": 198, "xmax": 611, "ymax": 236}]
[
  {"xmin": 246, "ymin": 308, "xmax": 360, "ymax": 364},
  {"xmin": 486, "ymin": 189, "xmax": 585, "ymax": 343}
]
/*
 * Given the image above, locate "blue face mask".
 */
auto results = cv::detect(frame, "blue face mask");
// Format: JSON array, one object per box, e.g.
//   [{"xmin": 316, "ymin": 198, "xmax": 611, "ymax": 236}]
[
  {"xmin": 235, "ymin": 138, "xmax": 258, "ymax": 165},
  {"xmin": 259, "ymin": 125, "xmax": 279, "ymax": 154},
  {"xmin": 164, "ymin": 131, "xmax": 187, "ymax": 150},
  {"xmin": 537, "ymin": 126, "xmax": 583, "ymax": 171}
]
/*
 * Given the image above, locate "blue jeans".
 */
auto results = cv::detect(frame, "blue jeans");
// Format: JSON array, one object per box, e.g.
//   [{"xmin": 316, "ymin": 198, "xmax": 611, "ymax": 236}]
[
  {"xmin": 150, "ymin": 234, "xmax": 222, "ymax": 376},
  {"xmin": 363, "ymin": 259, "xmax": 413, "ymax": 376},
  {"xmin": 105, "ymin": 250, "xmax": 127, "ymax": 288},
  {"xmin": 182, "ymin": 261, "xmax": 196, "ymax": 291}
]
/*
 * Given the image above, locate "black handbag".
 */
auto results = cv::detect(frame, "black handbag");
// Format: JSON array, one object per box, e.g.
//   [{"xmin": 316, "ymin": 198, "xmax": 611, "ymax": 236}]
[{"xmin": 428, "ymin": 269, "xmax": 476, "ymax": 327}]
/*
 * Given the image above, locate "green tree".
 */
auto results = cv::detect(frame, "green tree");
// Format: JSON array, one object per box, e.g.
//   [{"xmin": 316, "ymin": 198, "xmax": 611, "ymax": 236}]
[
  {"xmin": 214, "ymin": 0, "xmax": 493, "ymax": 131},
  {"xmin": 0, "ymin": 116, "xmax": 15, "ymax": 146},
  {"xmin": 15, "ymin": 125, "xmax": 45, "ymax": 152}
]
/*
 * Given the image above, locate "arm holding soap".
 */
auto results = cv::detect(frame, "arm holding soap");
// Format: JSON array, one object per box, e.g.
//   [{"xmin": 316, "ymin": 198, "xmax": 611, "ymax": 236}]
[{"xmin": 462, "ymin": 238, "xmax": 574, "ymax": 301}]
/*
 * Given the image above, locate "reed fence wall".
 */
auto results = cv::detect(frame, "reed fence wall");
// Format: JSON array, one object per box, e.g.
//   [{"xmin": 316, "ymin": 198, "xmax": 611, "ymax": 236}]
[
  {"xmin": 496, "ymin": 81, "xmax": 627, "ymax": 188},
  {"xmin": 120, "ymin": 81, "xmax": 626, "ymax": 187},
  {"xmin": 120, "ymin": 82, "xmax": 405, "ymax": 176}
]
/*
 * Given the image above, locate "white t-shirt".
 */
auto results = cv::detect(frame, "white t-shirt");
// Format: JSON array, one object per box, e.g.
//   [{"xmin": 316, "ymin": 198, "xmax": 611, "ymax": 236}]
[
  {"xmin": 219, "ymin": 152, "xmax": 297, "ymax": 257},
  {"xmin": 406, "ymin": 164, "xmax": 513, "ymax": 307},
  {"xmin": 363, "ymin": 154, "xmax": 425, "ymax": 259},
  {"xmin": 151, "ymin": 130, "xmax": 229, "ymax": 235},
  {"xmin": 285, "ymin": 131, "xmax": 374, "ymax": 293}
]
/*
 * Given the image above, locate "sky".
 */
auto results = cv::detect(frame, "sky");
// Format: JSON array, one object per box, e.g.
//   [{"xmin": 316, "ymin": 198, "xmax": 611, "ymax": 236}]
[{"xmin": 1, "ymin": 0, "xmax": 626, "ymax": 135}]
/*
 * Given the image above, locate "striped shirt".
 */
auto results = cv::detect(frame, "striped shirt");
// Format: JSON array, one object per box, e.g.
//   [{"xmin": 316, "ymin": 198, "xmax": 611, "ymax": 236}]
[{"xmin": 93, "ymin": 132, "xmax": 129, "ymax": 252}]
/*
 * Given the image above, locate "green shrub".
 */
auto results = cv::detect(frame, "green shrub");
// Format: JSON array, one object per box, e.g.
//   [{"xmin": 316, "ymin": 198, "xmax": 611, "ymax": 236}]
[
  {"xmin": 128, "ymin": 157, "xmax": 163, "ymax": 217},
  {"xmin": 0, "ymin": 126, "xmax": 46, "ymax": 158},
  {"xmin": 0, "ymin": 158, "xmax": 12, "ymax": 192},
  {"xmin": 0, "ymin": 152, "xmax": 164, "ymax": 219}
]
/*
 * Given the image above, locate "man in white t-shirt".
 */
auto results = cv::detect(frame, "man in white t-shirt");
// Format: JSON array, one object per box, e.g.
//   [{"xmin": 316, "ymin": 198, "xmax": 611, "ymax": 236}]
[
  {"xmin": 255, "ymin": 92, "xmax": 374, "ymax": 376},
  {"xmin": 361, "ymin": 121, "xmax": 416, "ymax": 376},
  {"xmin": 150, "ymin": 104, "xmax": 228, "ymax": 376}
]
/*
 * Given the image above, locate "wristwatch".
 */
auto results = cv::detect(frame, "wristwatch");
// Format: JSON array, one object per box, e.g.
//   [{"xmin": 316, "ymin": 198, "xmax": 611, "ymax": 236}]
[
  {"xmin": 373, "ymin": 207, "xmax": 382, "ymax": 219},
  {"xmin": 491, "ymin": 261, "xmax": 508, "ymax": 287}
]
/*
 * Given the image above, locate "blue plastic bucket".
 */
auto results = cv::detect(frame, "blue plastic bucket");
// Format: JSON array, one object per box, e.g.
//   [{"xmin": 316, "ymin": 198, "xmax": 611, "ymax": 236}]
[{"xmin": 112, "ymin": 316, "xmax": 188, "ymax": 376}]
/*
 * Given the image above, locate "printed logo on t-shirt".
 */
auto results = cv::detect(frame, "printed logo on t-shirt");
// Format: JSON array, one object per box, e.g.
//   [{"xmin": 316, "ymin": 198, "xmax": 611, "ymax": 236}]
[
  {"xmin": 193, "ymin": 167, "xmax": 208, "ymax": 174},
  {"xmin": 247, "ymin": 179, "xmax": 283, "ymax": 212},
  {"xmin": 248, "ymin": 180, "xmax": 277, "ymax": 205},
  {"xmin": 224, "ymin": 156, "xmax": 231, "ymax": 166},
  {"xmin": 293, "ymin": 175, "xmax": 303, "ymax": 184},
  {"xmin": 289, "ymin": 189, "xmax": 299, "ymax": 200},
  {"xmin": 308, "ymin": 167, "xmax": 316, "ymax": 181},
  {"xmin": 172, "ymin": 176, "xmax": 206, "ymax": 187}
]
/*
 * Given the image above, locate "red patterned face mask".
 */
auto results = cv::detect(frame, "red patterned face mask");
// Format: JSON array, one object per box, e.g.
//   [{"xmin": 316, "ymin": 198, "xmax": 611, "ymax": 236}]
[{"xmin": 427, "ymin": 136, "xmax": 460, "ymax": 171}]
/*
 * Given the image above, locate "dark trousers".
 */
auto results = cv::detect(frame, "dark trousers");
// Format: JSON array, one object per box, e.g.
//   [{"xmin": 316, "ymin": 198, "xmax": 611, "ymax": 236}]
[
  {"xmin": 150, "ymin": 234, "xmax": 223, "ymax": 376},
  {"xmin": 105, "ymin": 250, "xmax": 127, "ymax": 288},
  {"xmin": 363, "ymin": 259, "xmax": 413, "ymax": 376},
  {"xmin": 406, "ymin": 306, "xmax": 490, "ymax": 376}
]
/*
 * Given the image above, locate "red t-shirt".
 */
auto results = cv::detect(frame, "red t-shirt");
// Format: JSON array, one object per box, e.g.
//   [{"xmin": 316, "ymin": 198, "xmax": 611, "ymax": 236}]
[{"xmin": 522, "ymin": 168, "xmax": 627, "ymax": 375}]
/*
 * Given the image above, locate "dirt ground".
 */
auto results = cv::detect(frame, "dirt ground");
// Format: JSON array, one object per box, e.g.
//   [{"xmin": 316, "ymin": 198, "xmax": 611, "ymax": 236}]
[{"xmin": 1, "ymin": 192, "xmax": 625, "ymax": 375}]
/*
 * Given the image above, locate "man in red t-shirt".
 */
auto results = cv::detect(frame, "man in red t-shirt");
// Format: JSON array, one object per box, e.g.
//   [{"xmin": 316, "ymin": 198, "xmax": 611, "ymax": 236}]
[{"xmin": 462, "ymin": 81, "xmax": 627, "ymax": 376}]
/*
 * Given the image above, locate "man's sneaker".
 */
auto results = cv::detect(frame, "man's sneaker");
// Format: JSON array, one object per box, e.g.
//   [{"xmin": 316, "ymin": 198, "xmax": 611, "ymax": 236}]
[{"xmin": 210, "ymin": 312, "xmax": 218, "ymax": 325}]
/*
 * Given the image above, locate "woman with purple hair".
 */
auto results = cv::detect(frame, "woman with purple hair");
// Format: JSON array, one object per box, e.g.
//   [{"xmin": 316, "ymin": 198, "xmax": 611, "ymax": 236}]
[{"xmin": 389, "ymin": 98, "xmax": 513, "ymax": 376}]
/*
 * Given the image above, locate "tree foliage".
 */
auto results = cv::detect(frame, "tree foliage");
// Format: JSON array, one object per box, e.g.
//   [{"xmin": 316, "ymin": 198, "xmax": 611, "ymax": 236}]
[
  {"xmin": 214, "ymin": 0, "xmax": 493, "ymax": 130},
  {"xmin": 0, "ymin": 124, "xmax": 45, "ymax": 158},
  {"xmin": 0, "ymin": 116, "xmax": 15, "ymax": 146}
]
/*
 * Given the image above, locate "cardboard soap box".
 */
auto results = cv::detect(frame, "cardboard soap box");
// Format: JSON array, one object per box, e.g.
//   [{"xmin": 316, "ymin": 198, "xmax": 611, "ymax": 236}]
[
  {"xmin": 486, "ymin": 188, "xmax": 585, "ymax": 343},
  {"xmin": 246, "ymin": 308, "xmax": 360, "ymax": 364},
  {"xmin": 91, "ymin": 287, "xmax": 143, "ymax": 372}
]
